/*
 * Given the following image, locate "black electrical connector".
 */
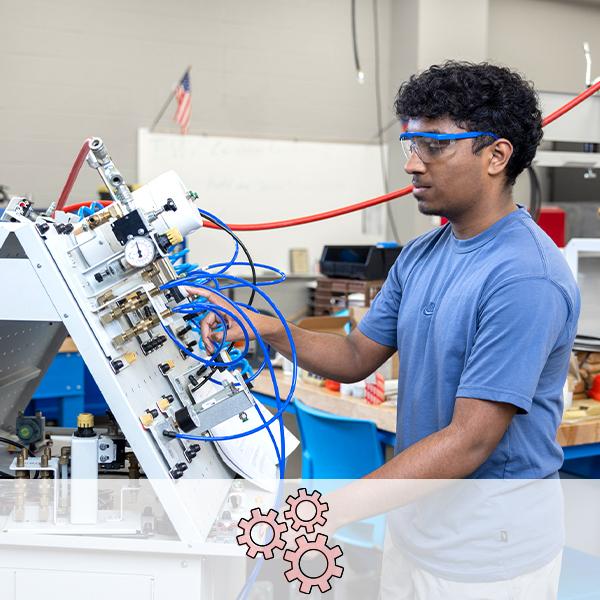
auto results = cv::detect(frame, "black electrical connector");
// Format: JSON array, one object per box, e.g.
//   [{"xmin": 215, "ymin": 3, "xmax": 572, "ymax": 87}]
[
  {"xmin": 176, "ymin": 324, "xmax": 192, "ymax": 338},
  {"xmin": 111, "ymin": 359, "xmax": 124, "ymax": 373},
  {"xmin": 36, "ymin": 222, "xmax": 50, "ymax": 235},
  {"xmin": 158, "ymin": 362, "xmax": 173, "ymax": 375},
  {"xmin": 166, "ymin": 286, "xmax": 185, "ymax": 303},
  {"xmin": 141, "ymin": 335, "xmax": 167, "ymax": 355}
]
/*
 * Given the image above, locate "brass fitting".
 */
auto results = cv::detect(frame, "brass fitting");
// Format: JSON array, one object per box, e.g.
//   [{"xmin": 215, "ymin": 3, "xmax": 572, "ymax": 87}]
[
  {"xmin": 16, "ymin": 448, "xmax": 26, "ymax": 468},
  {"xmin": 123, "ymin": 351, "xmax": 137, "ymax": 364},
  {"xmin": 112, "ymin": 314, "xmax": 158, "ymax": 347},
  {"xmin": 77, "ymin": 413, "xmax": 94, "ymax": 429},
  {"xmin": 40, "ymin": 452, "xmax": 49, "ymax": 470},
  {"xmin": 100, "ymin": 291, "xmax": 149, "ymax": 324},
  {"xmin": 141, "ymin": 263, "xmax": 160, "ymax": 280},
  {"xmin": 15, "ymin": 448, "xmax": 29, "ymax": 479},
  {"xmin": 139, "ymin": 412, "xmax": 154, "ymax": 428},
  {"xmin": 157, "ymin": 395, "xmax": 173, "ymax": 413},
  {"xmin": 59, "ymin": 446, "xmax": 71, "ymax": 466},
  {"xmin": 87, "ymin": 211, "xmax": 112, "ymax": 230},
  {"xmin": 144, "ymin": 257, "xmax": 177, "ymax": 288},
  {"xmin": 111, "ymin": 310, "xmax": 172, "ymax": 347},
  {"xmin": 97, "ymin": 290, "xmax": 116, "ymax": 306},
  {"xmin": 73, "ymin": 204, "xmax": 123, "ymax": 235}
]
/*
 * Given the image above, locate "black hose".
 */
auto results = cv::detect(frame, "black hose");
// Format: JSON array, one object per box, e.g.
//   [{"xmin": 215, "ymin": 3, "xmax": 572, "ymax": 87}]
[
  {"xmin": 351, "ymin": 0, "xmax": 362, "ymax": 78},
  {"xmin": 0, "ymin": 436, "xmax": 34, "ymax": 456},
  {"xmin": 198, "ymin": 210, "xmax": 257, "ymax": 306},
  {"xmin": 196, "ymin": 209, "xmax": 259, "ymax": 381},
  {"xmin": 527, "ymin": 166, "xmax": 542, "ymax": 223}
]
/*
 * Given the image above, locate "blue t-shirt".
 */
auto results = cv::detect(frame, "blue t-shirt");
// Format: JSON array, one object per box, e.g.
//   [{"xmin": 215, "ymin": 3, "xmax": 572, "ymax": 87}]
[{"xmin": 359, "ymin": 207, "xmax": 580, "ymax": 479}]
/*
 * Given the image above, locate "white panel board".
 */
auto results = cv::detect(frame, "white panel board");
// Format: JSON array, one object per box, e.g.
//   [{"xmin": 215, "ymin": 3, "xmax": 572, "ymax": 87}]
[{"xmin": 137, "ymin": 129, "xmax": 388, "ymax": 273}]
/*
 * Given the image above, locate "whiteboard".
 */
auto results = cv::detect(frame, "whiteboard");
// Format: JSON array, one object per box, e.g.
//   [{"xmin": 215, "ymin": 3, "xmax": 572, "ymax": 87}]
[{"xmin": 137, "ymin": 128, "xmax": 386, "ymax": 273}]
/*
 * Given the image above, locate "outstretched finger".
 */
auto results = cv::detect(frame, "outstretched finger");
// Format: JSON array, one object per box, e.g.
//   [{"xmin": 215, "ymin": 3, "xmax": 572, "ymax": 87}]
[
  {"xmin": 183, "ymin": 286, "xmax": 213, "ymax": 301},
  {"xmin": 200, "ymin": 312, "xmax": 218, "ymax": 353}
]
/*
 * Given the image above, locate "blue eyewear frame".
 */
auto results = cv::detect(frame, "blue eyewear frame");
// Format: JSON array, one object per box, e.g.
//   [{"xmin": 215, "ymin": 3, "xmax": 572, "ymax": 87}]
[{"xmin": 399, "ymin": 131, "xmax": 499, "ymax": 141}]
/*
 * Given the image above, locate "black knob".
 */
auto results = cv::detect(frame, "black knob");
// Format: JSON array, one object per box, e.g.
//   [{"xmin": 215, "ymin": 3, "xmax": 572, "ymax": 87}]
[
  {"xmin": 163, "ymin": 198, "xmax": 177, "ymax": 212},
  {"xmin": 111, "ymin": 359, "xmax": 124, "ymax": 373}
]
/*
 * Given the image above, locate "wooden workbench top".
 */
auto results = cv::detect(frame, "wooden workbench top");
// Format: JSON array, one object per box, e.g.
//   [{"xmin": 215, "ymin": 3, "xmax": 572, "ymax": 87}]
[{"xmin": 252, "ymin": 371, "xmax": 600, "ymax": 448}]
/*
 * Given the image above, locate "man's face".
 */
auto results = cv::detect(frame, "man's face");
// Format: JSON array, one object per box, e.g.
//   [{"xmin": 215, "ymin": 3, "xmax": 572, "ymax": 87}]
[{"xmin": 403, "ymin": 116, "xmax": 492, "ymax": 220}]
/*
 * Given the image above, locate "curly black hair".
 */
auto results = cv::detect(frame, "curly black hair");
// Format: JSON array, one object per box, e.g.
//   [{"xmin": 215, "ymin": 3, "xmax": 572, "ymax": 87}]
[{"xmin": 394, "ymin": 61, "xmax": 543, "ymax": 186}]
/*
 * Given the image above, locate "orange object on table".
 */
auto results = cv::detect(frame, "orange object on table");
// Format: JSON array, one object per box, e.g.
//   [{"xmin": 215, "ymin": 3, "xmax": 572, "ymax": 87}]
[{"xmin": 324, "ymin": 379, "xmax": 340, "ymax": 392}]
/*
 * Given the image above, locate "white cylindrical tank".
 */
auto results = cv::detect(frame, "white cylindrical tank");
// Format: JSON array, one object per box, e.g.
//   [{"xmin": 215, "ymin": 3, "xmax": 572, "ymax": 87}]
[
  {"xmin": 132, "ymin": 170, "xmax": 203, "ymax": 237},
  {"xmin": 70, "ymin": 413, "xmax": 98, "ymax": 524}
]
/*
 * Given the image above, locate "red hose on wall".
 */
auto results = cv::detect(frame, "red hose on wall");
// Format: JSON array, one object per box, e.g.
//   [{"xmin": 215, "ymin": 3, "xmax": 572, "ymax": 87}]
[{"xmin": 61, "ymin": 79, "xmax": 600, "ymax": 228}]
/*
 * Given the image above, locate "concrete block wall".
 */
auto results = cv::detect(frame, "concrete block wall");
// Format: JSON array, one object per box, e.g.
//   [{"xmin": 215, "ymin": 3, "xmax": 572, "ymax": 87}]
[
  {"xmin": 1, "ymin": 0, "xmax": 392, "ymax": 207},
  {"xmin": 2, "ymin": 0, "xmax": 600, "ymax": 240}
]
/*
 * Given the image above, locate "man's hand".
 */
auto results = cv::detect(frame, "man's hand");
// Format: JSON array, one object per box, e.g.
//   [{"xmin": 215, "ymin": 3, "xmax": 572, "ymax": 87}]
[
  {"xmin": 184, "ymin": 286, "xmax": 255, "ymax": 354},
  {"xmin": 183, "ymin": 287, "xmax": 396, "ymax": 384}
]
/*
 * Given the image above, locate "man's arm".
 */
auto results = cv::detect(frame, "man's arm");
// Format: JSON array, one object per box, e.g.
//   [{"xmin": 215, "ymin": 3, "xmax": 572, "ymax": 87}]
[
  {"xmin": 190, "ymin": 288, "xmax": 395, "ymax": 383},
  {"xmin": 326, "ymin": 397, "xmax": 517, "ymax": 528},
  {"xmin": 366, "ymin": 396, "xmax": 517, "ymax": 479},
  {"xmin": 262, "ymin": 322, "xmax": 395, "ymax": 383}
]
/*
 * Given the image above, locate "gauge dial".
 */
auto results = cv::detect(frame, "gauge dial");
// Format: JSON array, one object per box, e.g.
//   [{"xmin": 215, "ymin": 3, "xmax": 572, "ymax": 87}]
[{"xmin": 124, "ymin": 236, "xmax": 156, "ymax": 268}]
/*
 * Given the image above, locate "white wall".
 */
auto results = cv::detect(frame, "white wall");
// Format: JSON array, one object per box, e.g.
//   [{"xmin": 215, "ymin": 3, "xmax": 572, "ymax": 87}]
[
  {"xmin": 1, "ymin": 0, "xmax": 391, "ymax": 207},
  {"xmin": 2, "ymin": 0, "xmax": 600, "ymax": 240},
  {"xmin": 385, "ymin": 0, "xmax": 600, "ymax": 242},
  {"xmin": 489, "ymin": 0, "xmax": 600, "ymax": 93}
]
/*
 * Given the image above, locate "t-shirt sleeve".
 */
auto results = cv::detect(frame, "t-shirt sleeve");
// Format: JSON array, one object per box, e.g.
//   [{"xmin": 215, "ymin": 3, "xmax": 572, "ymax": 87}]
[
  {"xmin": 456, "ymin": 277, "xmax": 571, "ymax": 414},
  {"xmin": 357, "ymin": 259, "xmax": 402, "ymax": 349}
]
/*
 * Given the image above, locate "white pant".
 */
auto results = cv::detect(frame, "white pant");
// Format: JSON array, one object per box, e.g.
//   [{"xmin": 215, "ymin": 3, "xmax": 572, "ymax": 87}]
[{"xmin": 379, "ymin": 536, "xmax": 562, "ymax": 600}]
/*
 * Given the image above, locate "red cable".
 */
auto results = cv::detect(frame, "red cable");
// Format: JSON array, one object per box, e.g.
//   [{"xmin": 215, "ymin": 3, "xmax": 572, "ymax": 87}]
[
  {"xmin": 55, "ymin": 139, "xmax": 92, "ymax": 215},
  {"xmin": 202, "ymin": 186, "xmax": 414, "ymax": 231},
  {"xmin": 62, "ymin": 80, "xmax": 600, "ymax": 228},
  {"xmin": 62, "ymin": 200, "xmax": 112, "ymax": 213},
  {"xmin": 542, "ymin": 79, "xmax": 600, "ymax": 127}
]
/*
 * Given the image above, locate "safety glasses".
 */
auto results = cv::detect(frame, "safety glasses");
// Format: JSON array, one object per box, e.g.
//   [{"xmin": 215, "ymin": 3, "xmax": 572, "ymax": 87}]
[{"xmin": 399, "ymin": 131, "xmax": 499, "ymax": 163}]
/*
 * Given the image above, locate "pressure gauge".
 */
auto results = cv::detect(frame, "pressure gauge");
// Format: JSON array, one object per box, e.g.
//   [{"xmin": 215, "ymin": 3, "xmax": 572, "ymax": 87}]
[{"xmin": 124, "ymin": 236, "xmax": 156, "ymax": 268}]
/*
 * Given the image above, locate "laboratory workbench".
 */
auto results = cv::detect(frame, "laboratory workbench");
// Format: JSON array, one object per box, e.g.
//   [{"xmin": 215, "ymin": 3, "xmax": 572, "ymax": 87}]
[{"xmin": 252, "ymin": 370, "xmax": 600, "ymax": 461}]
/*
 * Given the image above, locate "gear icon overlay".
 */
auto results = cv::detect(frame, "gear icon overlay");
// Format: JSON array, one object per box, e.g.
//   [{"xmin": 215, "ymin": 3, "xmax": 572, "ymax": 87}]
[
  {"xmin": 236, "ymin": 507, "xmax": 288, "ymax": 560},
  {"xmin": 284, "ymin": 533, "xmax": 344, "ymax": 594},
  {"xmin": 283, "ymin": 487, "xmax": 328, "ymax": 533}
]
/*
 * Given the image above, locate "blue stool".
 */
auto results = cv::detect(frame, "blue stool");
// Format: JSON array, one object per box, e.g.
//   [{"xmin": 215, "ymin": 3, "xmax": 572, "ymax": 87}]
[
  {"xmin": 294, "ymin": 399, "xmax": 385, "ymax": 479},
  {"xmin": 293, "ymin": 399, "xmax": 386, "ymax": 549}
]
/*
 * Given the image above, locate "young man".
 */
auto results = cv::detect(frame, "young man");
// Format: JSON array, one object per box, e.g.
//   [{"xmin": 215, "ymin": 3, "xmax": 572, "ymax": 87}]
[
  {"xmin": 195, "ymin": 62, "xmax": 579, "ymax": 596},
  {"xmin": 199, "ymin": 61, "xmax": 579, "ymax": 482}
]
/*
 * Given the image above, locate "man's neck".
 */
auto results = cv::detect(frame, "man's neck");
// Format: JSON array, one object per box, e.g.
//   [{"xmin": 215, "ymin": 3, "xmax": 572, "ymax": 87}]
[{"xmin": 450, "ymin": 197, "xmax": 517, "ymax": 240}]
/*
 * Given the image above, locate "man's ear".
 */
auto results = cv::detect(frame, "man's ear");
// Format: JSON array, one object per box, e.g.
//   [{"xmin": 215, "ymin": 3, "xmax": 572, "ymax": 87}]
[{"xmin": 487, "ymin": 139, "xmax": 513, "ymax": 177}]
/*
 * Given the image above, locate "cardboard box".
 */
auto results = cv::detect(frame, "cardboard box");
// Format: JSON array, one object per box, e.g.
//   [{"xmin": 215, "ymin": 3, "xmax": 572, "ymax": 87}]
[
  {"xmin": 349, "ymin": 307, "xmax": 399, "ymax": 379},
  {"xmin": 296, "ymin": 316, "xmax": 349, "ymax": 337},
  {"xmin": 349, "ymin": 306, "xmax": 369, "ymax": 328}
]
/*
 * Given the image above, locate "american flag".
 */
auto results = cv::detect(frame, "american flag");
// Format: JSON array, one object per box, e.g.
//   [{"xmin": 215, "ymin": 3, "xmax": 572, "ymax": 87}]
[{"xmin": 174, "ymin": 71, "xmax": 191, "ymax": 134}]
